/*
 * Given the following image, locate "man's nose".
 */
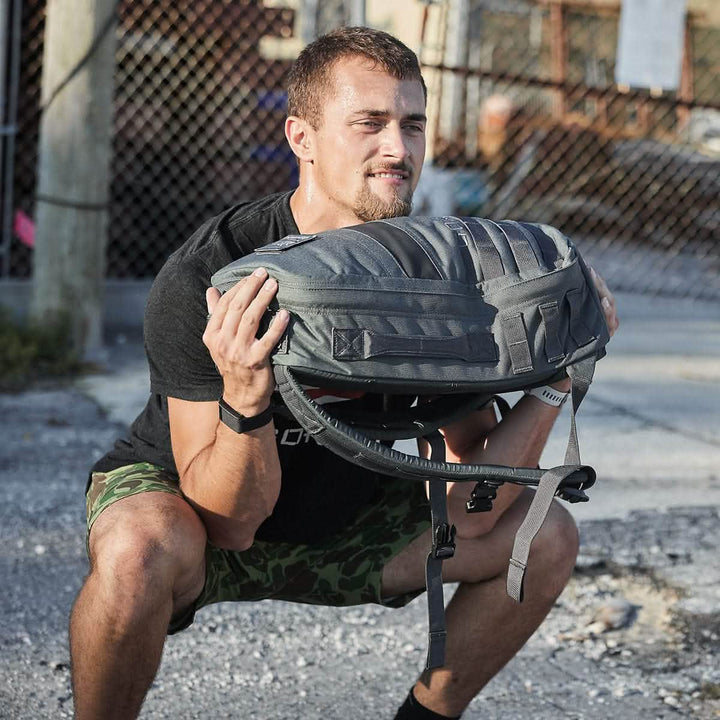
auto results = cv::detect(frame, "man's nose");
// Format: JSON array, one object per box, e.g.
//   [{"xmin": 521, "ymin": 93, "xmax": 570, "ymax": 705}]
[{"xmin": 380, "ymin": 124, "xmax": 410, "ymax": 160}]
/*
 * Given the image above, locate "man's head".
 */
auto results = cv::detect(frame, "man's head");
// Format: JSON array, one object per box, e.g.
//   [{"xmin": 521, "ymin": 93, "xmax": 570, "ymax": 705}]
[
  {"xmin": 285, "ymin": 27, "xmax": 427, "ymax": 229},
  {"xmin": 287, "ymin": 26, "xmax": 427, "ymax": 130}
]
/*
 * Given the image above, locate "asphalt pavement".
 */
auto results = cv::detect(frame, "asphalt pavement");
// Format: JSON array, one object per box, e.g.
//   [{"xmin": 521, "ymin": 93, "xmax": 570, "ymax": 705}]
[{"xmin": 1, "ymin": 290, "xmax": 719, "ymax": 719}]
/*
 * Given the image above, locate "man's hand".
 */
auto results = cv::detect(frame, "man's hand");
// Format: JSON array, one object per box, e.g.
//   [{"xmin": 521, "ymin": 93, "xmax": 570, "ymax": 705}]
[
  {"xmin": 203, "ymin": 268, "xmax": 289, "ymax": 415},
  {"xmin": 590, "ymin": 266, "xmax": 619, "ymax": 337}
]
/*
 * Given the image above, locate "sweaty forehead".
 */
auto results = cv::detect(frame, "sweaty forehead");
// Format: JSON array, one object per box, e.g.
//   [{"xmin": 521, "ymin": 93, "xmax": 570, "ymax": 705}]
[{"xmin": 324, "ymin": 57, "xmax": 426, "ymax": 115}]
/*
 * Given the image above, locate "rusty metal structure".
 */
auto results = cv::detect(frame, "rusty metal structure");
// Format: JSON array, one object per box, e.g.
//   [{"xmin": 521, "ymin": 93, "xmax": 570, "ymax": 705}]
[
  {"xmin": 418, "ymin": 0, "xmax": 719, "ymax": 299},
  {"xmin": 3, "ymin": 0, "xmax": 719, "ymax": 299}
]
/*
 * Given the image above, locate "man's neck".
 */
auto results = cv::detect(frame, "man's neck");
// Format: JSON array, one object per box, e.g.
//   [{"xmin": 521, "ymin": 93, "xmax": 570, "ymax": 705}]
[{"xmin": 289, "ymin": 187, "xmax": 362, "ymax": 235}]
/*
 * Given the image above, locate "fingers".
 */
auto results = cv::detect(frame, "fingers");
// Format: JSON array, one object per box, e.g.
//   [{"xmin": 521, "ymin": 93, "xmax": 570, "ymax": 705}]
[
  {"xmin": 204, "ymin": 267, "xmax": 289, "ymax": 357},
  {"xmin": 590, "ymin": 266, "xmax": 620, "ymax": 337},
  {"xmin": 236, "ymin": 277, "xmax": 279, "ymax": 341},
  {"xmin": 205, "ymin": 287, "xmax": 221, "ymax": 316},
  {"xmin": 257, "ymin": 308, "xmax": 290, "ymax": 352},
  {"xmin": 202, "ymin": 269, "xmax": 288, "ymax": 413},
  {"xmin": 205, "ymin": 267, "xmax": 269, "ymax": 333}
]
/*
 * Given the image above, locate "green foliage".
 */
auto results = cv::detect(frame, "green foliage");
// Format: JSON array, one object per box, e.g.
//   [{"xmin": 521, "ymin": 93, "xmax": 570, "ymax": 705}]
[{"xmin": 0, "ymin": 308, "xmax": 80, "ymax": 391}]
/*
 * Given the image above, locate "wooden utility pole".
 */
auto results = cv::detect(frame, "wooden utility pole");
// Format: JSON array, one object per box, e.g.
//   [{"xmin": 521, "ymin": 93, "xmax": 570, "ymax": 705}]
[{"xmin": 31, "ymin": 0, "xmax": 117, "ymax": 360}]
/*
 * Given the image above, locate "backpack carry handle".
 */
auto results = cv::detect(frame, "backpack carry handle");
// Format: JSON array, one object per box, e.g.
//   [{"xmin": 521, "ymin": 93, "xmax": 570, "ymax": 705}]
[{"xmin": 274, "ymin": 364, "xmax": 596, "ymax": 490}]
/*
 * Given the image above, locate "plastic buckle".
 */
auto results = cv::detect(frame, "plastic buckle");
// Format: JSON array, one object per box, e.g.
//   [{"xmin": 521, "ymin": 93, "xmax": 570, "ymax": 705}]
[
  {"xmin": 466, "ymin": 482, "xmax": 497, "ymax": 513},
  {"xmin": 557, "ymin": 485, "xmax": 590, "ymax": 503},
  {"xmin": 432, "ymin": 522, "xmax": 457, "ymax": 559},
  {"xmin": 557, "ymin": 470, "xmax": 592, "ymax": 504}
]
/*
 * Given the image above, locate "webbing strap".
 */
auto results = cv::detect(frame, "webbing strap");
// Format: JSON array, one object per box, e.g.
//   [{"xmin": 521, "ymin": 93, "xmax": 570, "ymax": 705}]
[
  {"xmin": 464, "ymin": 218, "xmax": 507, "ymax": 281},
  {"xmin": 442, "ymin": 216, "xmax": 506, "ymax": 282},
  {"xmin": 423, "ymin": 431, "xmax": 455, "ymax": 670},
  {"xmin": 506, "ymin": 356, "xmax": 596, "ymax": 602},
  {"xmin": 506, "ymin": 465, "xmax": 577, "ymax": 601},
  {"xmin": 512, "ymin": 221, "xmax": 551, "ymax": 272},
  {"xmin": 477, "ymin": 220, "xmax": 518, "ymax": 276},
  {"xmin": 567, "ymin": 289, "xmax": 597, "ymax": 347},
  {"xmin": 364, "ymin": 221, "xmax": 442, "ymax": 280},
  {"xmin": 539, "ymin": 302, "xmax": 564, "ymax": 362},
  {"xmin": 497, "ymin": 221, "xmax": 540, "ymax": 276},
  {"xmin": 503, "ymin": 314, "xmax": 533, "ymax": 374},
  {"xmin": 564, "ymin": 355, "xmax": 595, "ymax": 465},
  {"xmin": 332, "ymin": 328, "xmax": 497, "ymax": 362}
]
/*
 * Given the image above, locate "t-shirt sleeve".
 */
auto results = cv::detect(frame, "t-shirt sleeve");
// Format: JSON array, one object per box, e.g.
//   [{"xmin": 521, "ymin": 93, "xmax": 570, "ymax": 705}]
[{"xmin": 143, "ymin": 254, "xmax": 224, "ymax": 401}]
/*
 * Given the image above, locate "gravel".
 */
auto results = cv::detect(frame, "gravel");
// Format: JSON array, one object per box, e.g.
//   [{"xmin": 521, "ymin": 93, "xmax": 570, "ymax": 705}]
[{"xmin": 1, "ymin": 383, "xmax": 718, "ymax": 719}]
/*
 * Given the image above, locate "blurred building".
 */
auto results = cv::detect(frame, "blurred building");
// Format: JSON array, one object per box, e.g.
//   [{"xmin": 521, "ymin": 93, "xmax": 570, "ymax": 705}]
[{"xmin": 1, "ymin": 0, "xmax": 718, "ymax": 300}]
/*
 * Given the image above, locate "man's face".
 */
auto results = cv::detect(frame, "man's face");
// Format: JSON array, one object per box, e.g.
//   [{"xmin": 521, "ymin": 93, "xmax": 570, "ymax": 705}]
[{"xmin": 306, "ymin": 57, "xmax": 427, "ymax": 225}]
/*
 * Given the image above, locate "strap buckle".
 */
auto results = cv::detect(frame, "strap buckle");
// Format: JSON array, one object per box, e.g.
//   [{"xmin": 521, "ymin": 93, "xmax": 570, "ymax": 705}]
[
  {"xmin": 466, "ymin": 482, "xmax": 498, "ymax": 513},
  {"xmin": 432, "ymin": 522, "xmax": 456, "ymax": 559},
  {"xmin": 557, "ymin": 485, "xmax": 590, "ymax": 503},
  {"xmin": 556, "ymin": 466, "xmax": 595, "ymax": 503}
]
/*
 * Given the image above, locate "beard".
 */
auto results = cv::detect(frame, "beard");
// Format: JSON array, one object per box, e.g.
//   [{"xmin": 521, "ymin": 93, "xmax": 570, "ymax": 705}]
[{"xmin": 353, "ymin": 180, "xmax": 413, "ymax": 222}]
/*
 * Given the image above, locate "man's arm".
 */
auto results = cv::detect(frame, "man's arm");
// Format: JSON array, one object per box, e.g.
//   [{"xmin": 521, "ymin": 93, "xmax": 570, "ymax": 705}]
[
  {"xmin": 425, "ymin": 378, "xmax": 571, "ymax": 538},
  {"xmin": 167, "ymin": 268, "xmax": 289, "ymax": 550}
]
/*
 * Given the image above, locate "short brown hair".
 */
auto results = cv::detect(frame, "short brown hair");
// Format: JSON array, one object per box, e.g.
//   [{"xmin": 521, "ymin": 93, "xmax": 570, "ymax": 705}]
[{"xmin": 287, "ymin": 26, "xmax": 427, "ymax": 129}]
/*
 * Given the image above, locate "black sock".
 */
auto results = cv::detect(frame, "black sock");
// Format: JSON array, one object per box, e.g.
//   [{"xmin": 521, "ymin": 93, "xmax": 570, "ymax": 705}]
[{"xmin": 393, "ymin": 688, "xmax": 462, "ymax": 720}]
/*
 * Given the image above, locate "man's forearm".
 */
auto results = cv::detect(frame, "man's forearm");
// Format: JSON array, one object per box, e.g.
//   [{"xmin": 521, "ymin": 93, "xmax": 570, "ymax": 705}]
[
  {"xmin": 462, "ymin": 396, "xmax": 567, "ymax": 468},
  {"xmin": 443, "ymin": 382, "xmax": 571, "ymax": 537},
  {"xmin": 180, "ymin": 420, "xmax": 281, "ymax": 550}
]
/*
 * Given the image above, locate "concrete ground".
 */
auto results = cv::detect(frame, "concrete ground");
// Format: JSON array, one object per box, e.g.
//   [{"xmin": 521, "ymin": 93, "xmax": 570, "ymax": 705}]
[
  {"xmin": 1, "ymin": 290, "xmax": 718, "ymax": 719},
  {"xmin": 546, "ymin": 291, "xmax": 720, "ymax": 520}
]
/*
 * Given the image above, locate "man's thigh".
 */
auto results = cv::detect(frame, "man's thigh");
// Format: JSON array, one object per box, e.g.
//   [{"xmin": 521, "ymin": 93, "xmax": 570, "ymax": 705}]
[
  {"xmin": 86, "ymin": 462, "xmax": 188, "ymax": 550},
  {"xmin": 381, "ymin": 488, "xmax": 569, "ymax": 597},
  {"xmin": 86, "ymin": 465, "xmax": 431, "ymax": 631},
  {"xmin": 85, "ymin": 463, "xmax": 208, "ymax": 620},
  {"xmin": 193, "ymin": 475, "xmax": 433, "ymax": 622}
]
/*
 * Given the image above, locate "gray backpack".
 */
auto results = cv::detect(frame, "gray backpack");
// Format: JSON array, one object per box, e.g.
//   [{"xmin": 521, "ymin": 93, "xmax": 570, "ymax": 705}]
[{"xmin": 211, "ymin": 216, "xmax": 610, "ymax": 668}]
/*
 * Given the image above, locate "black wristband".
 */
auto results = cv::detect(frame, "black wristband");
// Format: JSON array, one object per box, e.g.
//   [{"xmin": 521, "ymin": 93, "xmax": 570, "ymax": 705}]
[{"xmin": 218, "ymin": 399, "xmax": 274, "ymax": 433}]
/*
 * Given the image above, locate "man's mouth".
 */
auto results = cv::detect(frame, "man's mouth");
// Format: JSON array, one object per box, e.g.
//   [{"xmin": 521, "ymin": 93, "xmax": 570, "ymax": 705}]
[{"xmin": 367, "ymin": 169, "xmax": 410, "ymax": 181}]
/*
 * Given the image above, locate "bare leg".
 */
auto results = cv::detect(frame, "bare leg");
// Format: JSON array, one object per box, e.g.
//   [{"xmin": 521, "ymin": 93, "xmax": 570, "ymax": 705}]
[
  {"xmin": 70, "ymin": 493, "xmax": 207, "ymax": 720},
  {"xmin": 383, "ymin": 489, "xmax": 579, "ymax": 717}
]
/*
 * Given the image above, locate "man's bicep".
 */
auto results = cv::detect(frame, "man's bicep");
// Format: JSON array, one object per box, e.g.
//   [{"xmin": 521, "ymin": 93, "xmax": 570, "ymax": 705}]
[{"xmin": 167, "ymin": 396, "xmax": 219, "ymax": 478}]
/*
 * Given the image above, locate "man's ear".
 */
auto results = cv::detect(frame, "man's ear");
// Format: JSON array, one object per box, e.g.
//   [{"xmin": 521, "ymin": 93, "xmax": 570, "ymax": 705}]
[{"xmin": 285, "ymin": 116, "xmax": 314, "ymax": 163}]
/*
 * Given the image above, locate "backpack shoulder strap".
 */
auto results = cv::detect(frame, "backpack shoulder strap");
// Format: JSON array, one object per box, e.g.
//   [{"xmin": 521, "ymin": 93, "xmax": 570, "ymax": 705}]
[
  {"xmin": 506, "ymin": 356, "xmax": 596, "ymax": 601},
  {"xmin": 276, "ymin": 358, "xmax": 597, "ymax": 667},
  {"xmin": 423, "ymin": 431, "xmax": 455, "ymax": 670}
]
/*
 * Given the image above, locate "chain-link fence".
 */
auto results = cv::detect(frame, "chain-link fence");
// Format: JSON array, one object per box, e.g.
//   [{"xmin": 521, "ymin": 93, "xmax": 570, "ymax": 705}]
[
  {"xmin": 3, "ymin": 0, "xmax": 719, "ymax": 299},
  {"xmin": 5, "ymin": 0, "xmax": 299, "ymax": 280},
  {"xmin": 417, "ymin": 0, "xmax": 720, "ymax": 299}
]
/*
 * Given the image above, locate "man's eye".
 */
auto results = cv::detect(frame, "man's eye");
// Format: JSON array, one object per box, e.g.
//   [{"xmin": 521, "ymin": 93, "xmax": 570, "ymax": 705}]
[{"xmin": 359, "ymin": 121, "xmax": 382, "ymax": 128}]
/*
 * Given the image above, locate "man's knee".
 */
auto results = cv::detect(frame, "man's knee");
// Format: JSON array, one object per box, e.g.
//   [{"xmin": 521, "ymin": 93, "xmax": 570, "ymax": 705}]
[
  {"xmin": 528, "ymin": 500, "xmax": 579, "ymax": 597},
  {"xmin": 88, "ymin": 494, "xmax": 207, "ymax": 608}
]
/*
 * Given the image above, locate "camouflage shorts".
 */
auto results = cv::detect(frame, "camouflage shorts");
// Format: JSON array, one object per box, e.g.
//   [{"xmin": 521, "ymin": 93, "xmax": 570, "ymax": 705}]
[{"xmin": 86, "ymin": 462, "xmax": 431, "ymax": 634}]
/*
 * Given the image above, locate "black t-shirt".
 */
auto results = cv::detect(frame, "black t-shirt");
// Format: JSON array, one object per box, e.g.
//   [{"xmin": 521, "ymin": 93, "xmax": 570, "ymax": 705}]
[{"xmin": 93, "ymin": 191, "xmax": 381, "ymax": 543}]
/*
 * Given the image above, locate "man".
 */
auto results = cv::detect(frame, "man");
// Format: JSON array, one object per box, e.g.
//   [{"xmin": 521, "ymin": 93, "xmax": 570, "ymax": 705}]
[{"xmin": 71, "ymin": 26, "xmax": 619, "ymax": 719}]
